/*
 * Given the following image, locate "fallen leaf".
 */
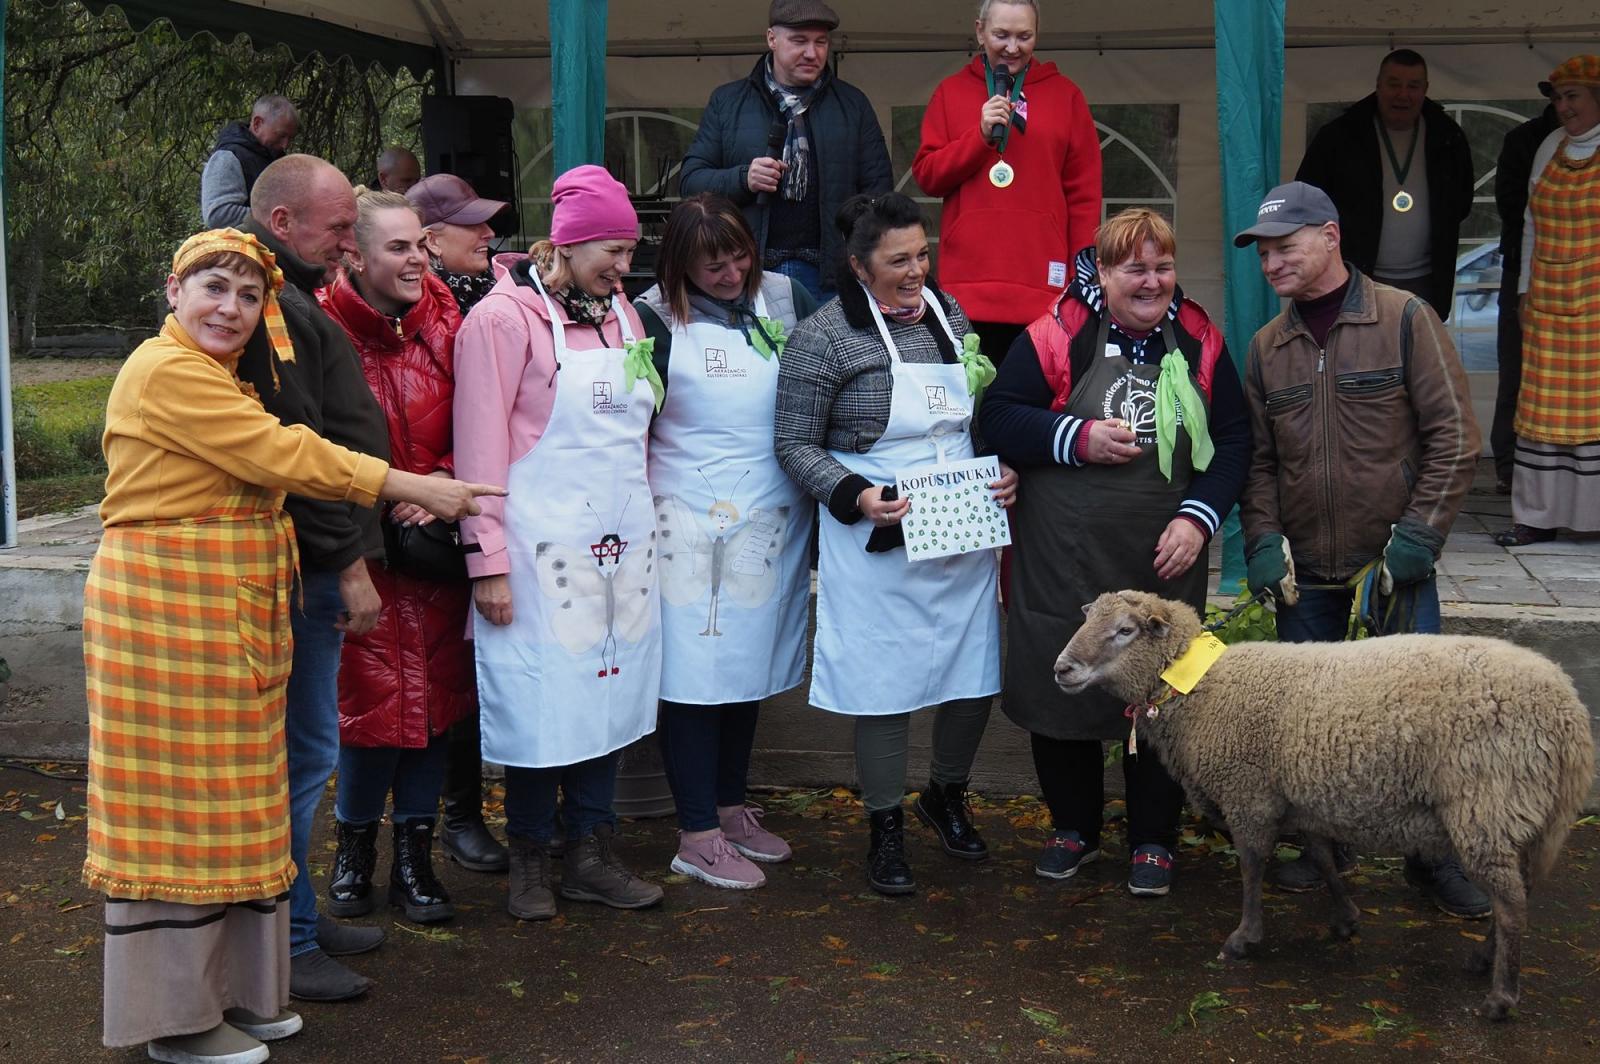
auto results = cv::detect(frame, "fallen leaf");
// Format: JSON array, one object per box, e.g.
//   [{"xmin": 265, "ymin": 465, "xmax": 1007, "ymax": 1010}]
[
  {"xmin": 34, "ymin": 833, "xmax": 55, "ymax": 843},
  {"xmin": 1460, "ymin": 931, "xmax": 1487, "ymax": 942},
  {"xmin": 822, "ymin": 935, "xmax": 847, "ymax": 951}
]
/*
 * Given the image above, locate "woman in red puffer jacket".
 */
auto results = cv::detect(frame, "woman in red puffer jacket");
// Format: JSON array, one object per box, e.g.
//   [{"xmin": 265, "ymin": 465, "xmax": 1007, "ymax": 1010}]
[{"xmin": 316, "ymin": 188, "xmax": 475, "ymax": 925}]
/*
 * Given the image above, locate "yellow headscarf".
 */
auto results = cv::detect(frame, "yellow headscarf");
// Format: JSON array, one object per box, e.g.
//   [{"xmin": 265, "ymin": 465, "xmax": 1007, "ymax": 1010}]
[{"xmin": 171, "ymin": 228, "xmax": 295, "ymax": 385}]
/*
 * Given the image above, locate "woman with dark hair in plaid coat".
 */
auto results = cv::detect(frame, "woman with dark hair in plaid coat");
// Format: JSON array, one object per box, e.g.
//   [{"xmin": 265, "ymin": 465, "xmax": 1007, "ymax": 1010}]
[{"xmin": 774, "ymin": 192, "xmax": 1015, "ymax": 897}]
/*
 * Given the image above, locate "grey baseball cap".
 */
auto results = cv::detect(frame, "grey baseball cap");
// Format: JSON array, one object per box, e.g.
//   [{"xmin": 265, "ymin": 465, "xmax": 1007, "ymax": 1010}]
[{"xmin": 1232, "ymin": 181, "xmax": 1340, "ymax": 247}]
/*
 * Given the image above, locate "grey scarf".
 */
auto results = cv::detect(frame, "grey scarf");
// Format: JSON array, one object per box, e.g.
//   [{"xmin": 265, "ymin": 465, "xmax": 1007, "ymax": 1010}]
[{"xmin": 763, "ymin": 57, "xmax": 820, "ymax": 203}]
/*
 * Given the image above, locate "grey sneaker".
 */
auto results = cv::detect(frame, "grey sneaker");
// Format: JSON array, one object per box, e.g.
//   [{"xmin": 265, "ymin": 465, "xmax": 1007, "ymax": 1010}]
[
  {"xmin": 147, "ymin": 1022, "xmax": 268, "ymax": 1064},
  {"xmin": 288, "ymin": 947, "xmax": 371, "ymax": 1002},
  {"xmin": 560, "ymin": 823, "xmax": 664, "ymax": 909},
  {"xmin": 220, "ymin": 1007, "xmax": 302, "ymax": 1042}
]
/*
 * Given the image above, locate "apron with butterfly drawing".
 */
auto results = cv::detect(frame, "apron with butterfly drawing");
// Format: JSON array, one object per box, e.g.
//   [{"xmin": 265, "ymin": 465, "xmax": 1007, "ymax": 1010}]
[
  {"xmin": 474, "ymin": 277, "xmax": 662, "ymax": 769},
  {"xmin": 810, "ymin": 292, "xmax": 1002, "ymax": 716},
  {"xmin": 649, "ymin": 290, "xmax": 811, "ymax": 704}
]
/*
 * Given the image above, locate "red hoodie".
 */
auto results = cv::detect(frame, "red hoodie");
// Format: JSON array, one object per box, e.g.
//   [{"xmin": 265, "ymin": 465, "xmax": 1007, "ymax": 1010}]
[{"xmin": 913, "ymin": 55, "xmax": 1102, "ymax": 326}]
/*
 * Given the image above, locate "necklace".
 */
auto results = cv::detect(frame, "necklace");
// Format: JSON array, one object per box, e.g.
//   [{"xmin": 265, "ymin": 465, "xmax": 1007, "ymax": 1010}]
[{"xmin": 1378, "ymin": 120, "xmax": 1420, "ymax": 213}]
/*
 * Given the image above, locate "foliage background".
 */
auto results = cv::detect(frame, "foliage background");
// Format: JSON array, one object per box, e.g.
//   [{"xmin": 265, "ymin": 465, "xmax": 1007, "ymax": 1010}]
[{"xmin": 3, "ymin": 0, "xmax": 431, "ymax": 351}]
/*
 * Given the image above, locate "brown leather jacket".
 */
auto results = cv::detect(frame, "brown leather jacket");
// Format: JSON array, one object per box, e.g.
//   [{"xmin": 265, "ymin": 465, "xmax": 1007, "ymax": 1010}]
[{"xmin": 1241, "ymin": 269, "xmax": 1480, "ymax": 582}]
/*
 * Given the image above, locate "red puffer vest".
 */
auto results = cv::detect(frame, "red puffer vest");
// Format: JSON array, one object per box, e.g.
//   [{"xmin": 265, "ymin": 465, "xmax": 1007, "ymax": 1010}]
[{"xmin": 319, "ymin": 271, "xmax": 476, "ymax": 749}]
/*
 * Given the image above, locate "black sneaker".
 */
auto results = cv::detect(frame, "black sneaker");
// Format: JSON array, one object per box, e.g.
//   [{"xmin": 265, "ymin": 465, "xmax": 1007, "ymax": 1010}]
[
  {"xmin": 1035, "ymin": 830, "xmax": 1100, "ymax": 880},
  {"xmin": 1269, "ymin": 843, "xmax": 1356, "ymax": 892},
  {"xmin": 1128, "ymin": 844, "xmax": 1174, "ymax": 896},
  {"xmin": 1405, "ymin": 857, "xmax": 1491, "ymax": 919}
]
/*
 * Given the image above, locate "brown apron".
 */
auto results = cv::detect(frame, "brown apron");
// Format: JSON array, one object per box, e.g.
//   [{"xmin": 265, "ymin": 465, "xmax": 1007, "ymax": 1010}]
[{"xmin": 1002, "ymin": 316, "xmax": 1210, "ymax": 740}]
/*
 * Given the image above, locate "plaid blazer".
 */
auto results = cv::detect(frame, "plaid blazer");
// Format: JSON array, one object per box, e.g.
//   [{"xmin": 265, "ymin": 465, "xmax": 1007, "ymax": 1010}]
[{"xmin": 775, "ymin": 281, "xmax": 977, "ymax": 509}]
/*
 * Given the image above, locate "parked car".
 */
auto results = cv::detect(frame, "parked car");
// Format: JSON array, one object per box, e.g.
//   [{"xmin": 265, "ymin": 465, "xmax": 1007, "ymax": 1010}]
[{"xmin": 1449, "ymin": 241, "xmax": 1501, "ymax": 373}]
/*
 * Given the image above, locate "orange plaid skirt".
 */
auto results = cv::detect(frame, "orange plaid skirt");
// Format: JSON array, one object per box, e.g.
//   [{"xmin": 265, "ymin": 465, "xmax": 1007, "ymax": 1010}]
[{"xmin": 82, "ymin": 486, "xmax": 301, "ymax": 903}]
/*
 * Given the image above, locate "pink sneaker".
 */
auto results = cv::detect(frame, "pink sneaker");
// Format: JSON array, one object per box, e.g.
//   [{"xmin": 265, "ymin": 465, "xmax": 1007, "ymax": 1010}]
[
  {"xmin": 671, "ymin": 832, "xmax": 765, "ymax": 890},
  {"xmin": 719, "ymin": 804, "xmax": 792, "ymax": 863}
]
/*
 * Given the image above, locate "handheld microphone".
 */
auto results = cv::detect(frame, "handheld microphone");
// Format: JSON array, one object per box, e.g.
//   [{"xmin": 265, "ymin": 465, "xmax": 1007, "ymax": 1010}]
[
  {"xmin": 990, "ymin": 66, "xmax": 1013, "ymax": 144},
  {"xmin": 757, "ymin": 116, "xmax": 789, "ymax": 207}
]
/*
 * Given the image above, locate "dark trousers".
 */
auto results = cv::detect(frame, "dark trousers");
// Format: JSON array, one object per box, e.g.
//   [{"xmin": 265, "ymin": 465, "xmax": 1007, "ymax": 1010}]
[
  {"xmin": 1372, "ymin": 272, "xmax": 1437, "ymax": 310},
  {"xmin": 1276, "ymin": 576, "xmax": 1441, "ymax": 641},
  {"xmin": 1030, "ymin": 732, "xmax": 1184, "ymax": 852},
  {"xmin": 503, "ymin": 752, "xmax": 618, "ymax": 844},
  {"xmin": 657, "ymin": 700, "xmax": 760, "ymax": 832},
  {"xmin": 969, "ymin": 320, "xmax": 1027, "ymax": 368},
  {"xmin": 442, "ymin": 712, "xmax": 485, "ymax": 816},
  {"xmin": 335, "ymin": 735, "xmax": 449, "ymax": 825},
  {"xmin": 1491, "ymin": 294, "xmax": 1524, "ymax": 484}
]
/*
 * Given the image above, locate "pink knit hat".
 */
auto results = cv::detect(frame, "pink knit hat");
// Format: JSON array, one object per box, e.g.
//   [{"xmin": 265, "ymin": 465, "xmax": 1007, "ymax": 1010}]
[{"xmin": 550, "ymin": 165, "xmax": 638, "ymax": 246}]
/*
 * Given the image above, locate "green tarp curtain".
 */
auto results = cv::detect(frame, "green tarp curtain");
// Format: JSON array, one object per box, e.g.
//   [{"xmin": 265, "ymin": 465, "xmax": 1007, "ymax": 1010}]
[
  {"xmin": 550, "ymin": 0, "xmax": 607, "ymax": 174},
  {"xmin": 1213, "ymin": 0, "xmax": 1286, "ymax": 591}
]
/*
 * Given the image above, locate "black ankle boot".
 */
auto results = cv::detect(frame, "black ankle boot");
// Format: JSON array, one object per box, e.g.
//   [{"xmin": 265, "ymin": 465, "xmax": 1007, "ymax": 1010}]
[
  {"xmin": 441, "ymin": 728, "xmax": 509, "ymax": 873},
  {"xmin": 388, "ymin": 820, "xmax": 454, "ymax": 923},
  {"xmin": 913, "ymin": 778, "xmax": 989, "ymax": 860},
  {"xmin": 328, "ymin": 820, "xmax": 381, "ymax": 917},
  {"xmin": 867, "ymin": 807, "xmax": 915, "ymax": 895}
]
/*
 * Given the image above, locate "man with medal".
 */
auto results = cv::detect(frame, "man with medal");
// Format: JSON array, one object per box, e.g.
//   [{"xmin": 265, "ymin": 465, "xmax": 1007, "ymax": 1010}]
[{"xmin": 1296, "ymin": 48, "xmax": 1473, "ymax": 321}]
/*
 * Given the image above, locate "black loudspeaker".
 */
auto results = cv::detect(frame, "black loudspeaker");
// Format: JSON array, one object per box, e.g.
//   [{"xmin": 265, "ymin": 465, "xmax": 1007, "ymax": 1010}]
[{"xmin": 421, "ymin": 95, "xmax": 519, "ymax": 237}]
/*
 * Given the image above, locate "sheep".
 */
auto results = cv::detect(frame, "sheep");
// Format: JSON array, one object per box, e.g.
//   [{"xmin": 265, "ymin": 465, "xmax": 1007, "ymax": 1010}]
[{"xmin": 1052, "ymin": 590, "xmax": 1595, "ymax": 1021}]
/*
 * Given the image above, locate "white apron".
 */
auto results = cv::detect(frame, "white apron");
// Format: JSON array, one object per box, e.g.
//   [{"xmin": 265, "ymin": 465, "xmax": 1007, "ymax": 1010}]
[
  {"xmin": 474, "ymin": 279, "xmax": 662, "ymax": 768},
  {"xmin": 809, "ymin": 293, "xmax": 1002, "ymax": 716},
  {"xmin": 649, "ymin": 291, "xmax": 811, "ymax": 703}
]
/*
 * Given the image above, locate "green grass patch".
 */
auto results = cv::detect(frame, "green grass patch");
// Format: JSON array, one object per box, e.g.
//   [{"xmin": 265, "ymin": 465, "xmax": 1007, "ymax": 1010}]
[
  {"xmin": 16, "ymin": 473, "xmax": 107, "ymax": 519},
  {"xmin": 12, "ymin": 375, "xmax": 115, "ymax": 486}
]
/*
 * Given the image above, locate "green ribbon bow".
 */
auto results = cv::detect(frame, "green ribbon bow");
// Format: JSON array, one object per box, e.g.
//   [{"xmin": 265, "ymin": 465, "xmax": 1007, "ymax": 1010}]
[
  {"xmin": 960, "ymin": 332, "xmax": 997, "ymax": 403},
  {"xmin": 750, "ymin": 316, "xmax": 787, "ymax": 360},
  {"xmin": 623, "ymin": 337, "xmax": 666, "ymax": 413},
  {"xmin": 1154, "ymin": 351, "xmax": 1214, "ymax": 481}
]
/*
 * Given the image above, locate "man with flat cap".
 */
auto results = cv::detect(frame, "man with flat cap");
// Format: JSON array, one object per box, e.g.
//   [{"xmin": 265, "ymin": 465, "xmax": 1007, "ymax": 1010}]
[
  {"xmin": 680, "ymin": 0, "xmax": 892, "ymax": 300},
  {"xmin": 1233, "ymin": 181, "xmax": 1486, "ymax": 917}
]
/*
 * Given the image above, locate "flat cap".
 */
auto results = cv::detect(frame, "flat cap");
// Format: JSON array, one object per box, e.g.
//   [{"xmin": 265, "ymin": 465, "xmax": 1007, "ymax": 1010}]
[{"xmin": 769, "ymin": 0, "xmax": 839, "ymax": 30}]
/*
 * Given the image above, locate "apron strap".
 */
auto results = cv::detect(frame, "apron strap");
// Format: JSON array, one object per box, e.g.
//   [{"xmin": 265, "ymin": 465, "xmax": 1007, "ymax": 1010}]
[
  {"xmin": 1092, "ymin": 313, "xmax": 1180, "ymax": 366},
  {"xmin": 529, "ymin": 266, "xmax": 636, "ymax": 354},
  {"xmin": 860, "ymin": 284, "xmax": 961, "ymax": 365}
]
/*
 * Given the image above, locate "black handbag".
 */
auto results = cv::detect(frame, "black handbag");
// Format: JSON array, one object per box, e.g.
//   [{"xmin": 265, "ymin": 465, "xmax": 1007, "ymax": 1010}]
[{"xmin": 383, "ymin": 513, "xmax": 468, "ymax": 582}]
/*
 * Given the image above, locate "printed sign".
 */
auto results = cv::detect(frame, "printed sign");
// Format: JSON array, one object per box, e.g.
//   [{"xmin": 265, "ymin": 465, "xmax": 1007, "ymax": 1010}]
[{"xmin": 896, "ymin": 454, "xmax": 1011, "ymax": 562}]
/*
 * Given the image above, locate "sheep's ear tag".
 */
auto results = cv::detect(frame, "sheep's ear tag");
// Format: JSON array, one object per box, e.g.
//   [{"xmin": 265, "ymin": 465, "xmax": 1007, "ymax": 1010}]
[{"xmin": 1160, "ymin": 632, "xmax": 1228, "ymax": 695}]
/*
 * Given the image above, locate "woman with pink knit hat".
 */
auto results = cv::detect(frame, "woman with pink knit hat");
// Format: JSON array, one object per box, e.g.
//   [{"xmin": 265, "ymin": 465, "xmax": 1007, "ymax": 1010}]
[{"xmin": 453, "ymin": 164, "xmax": 666, "ymax": 918}]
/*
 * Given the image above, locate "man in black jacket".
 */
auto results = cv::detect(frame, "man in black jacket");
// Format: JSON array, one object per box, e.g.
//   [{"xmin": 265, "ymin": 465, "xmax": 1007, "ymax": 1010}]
[
  {"xmin": 1489, "ymin": 105, "xmax": 1561, "ymax": 493},
  {"xmin": 1296, "ymin": 50, "xmax": 1474, "ymax": 321},
  {"xmin": 200, "ymin": 94, "xmax": 299, "ymax": 228},
  {"xmin": 679, "ymin": 0, "xmax": 891, "ymax": 300},
  {"xmin": 238, "ymin": 154, "xmax": 392, "ymax": 1004}
]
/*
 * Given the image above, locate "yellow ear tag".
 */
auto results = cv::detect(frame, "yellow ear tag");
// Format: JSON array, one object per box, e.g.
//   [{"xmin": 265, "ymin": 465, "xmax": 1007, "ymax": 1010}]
[{"xmin": 1159, "ymin": 632, "xmax": 1228, "ymax": 695}]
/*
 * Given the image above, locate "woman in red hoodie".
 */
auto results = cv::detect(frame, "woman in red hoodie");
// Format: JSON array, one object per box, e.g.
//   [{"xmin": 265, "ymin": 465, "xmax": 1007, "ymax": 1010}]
[
  {"xmin": 317, "ymin": 189, "xmax": 477, "ymax": 926},
  {"xmin": 913, "ymin": 0, "xmax": 1102, "ymax": 363}
]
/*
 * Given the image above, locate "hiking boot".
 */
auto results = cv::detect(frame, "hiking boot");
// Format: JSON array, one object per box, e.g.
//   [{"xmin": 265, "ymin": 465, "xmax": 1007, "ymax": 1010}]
[
  {"xmin": 1405, "ymin": 856, "xmax": 1491, "ymax": 919},
  {"xmin": 288, "ymin": 947, "xmax": 371, "ymax": 1002},
  {"xmin": 315, "ymin": 914, "xmax": 384, "ymax": 957},
  {"xmin": 506, "ymin": 835, "xmax": 556, "ymax": 920},
  {"xmin": 1035, "ymin": 830, "xmax": 1100, "ymax": 880},
  {"xmin": 388, "ymin": 819, "xmax": 454, "ymax": 923},
  {"xmin": 720, "ymin": 804, "xmax": 792, "ymax": 863},
  {"xmin": 1128, "ymin": 844, "xmax": 1175, "ymax": 897},
  {"xmin": 560, "ymin": 823, "xmax": 664, "ymax": 909},
  {"xmin": 671, "ymin": 831, "xmax": 765, "ymax": 889},
  {"xmin": 913, "ymin": 778, "xmax": 989, "ymax": 860},
  {"xmin": 327, "ymin": 819, "xmax": 380, "ymax": 918},
  {"xmin": 147, "ymin": 1023, "xmax": 267, "ymax": 1064},
  {"xmin": 1270, "ymin": 841, "xmax": 1356, "ymax": 892},
  {"xmin": 220, "ymin": 1008, "xmax": 302, "ymax": 1042},
  {"xmin": 867, "ymin": 806, "xmax": 916, "ymax": 896}
]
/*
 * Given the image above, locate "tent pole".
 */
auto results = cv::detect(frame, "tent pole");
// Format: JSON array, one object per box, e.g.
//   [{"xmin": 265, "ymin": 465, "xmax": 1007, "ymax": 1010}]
[
  {"xmin": 550, "ymin": 0, "xmax": 607, "ymax": 175},
  {"xmin": 0, "ymin": 0, "xmax": 17, "ymax": 549},
  {"xmin": 1212, "ymin": 0, "xmax": 1286, "ymax": 596}
]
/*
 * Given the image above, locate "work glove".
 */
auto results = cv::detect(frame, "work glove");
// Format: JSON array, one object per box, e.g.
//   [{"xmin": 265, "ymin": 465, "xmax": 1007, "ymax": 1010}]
[
  {"xmin": 1379, "ymin": 519, "xmax": 1443, "ymax": 593},
  {"xmin": 1246, "ymin": 532, "xmax": 1299, "ymax": 606}
]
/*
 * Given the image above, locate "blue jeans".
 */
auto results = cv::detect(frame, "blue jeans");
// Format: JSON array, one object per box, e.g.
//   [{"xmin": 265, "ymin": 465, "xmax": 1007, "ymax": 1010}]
[
  {"xmin": 657, "ymin": 700, "xmax": 759, "ymax": 832},
  {"xmin": 772, "ymin": 258, "xmax": 832, "ymax": 303},
  {"xmin": 285, "ymin": 569, "xmax": 346, "ymax": 957},
  {"xmin": 335, "ymin": 735, "xmax": 449, "ymax": 826},
  {"xmin": 503, "ymin": 752, "xmax": 619, "ymax": 844},
  {"xmin": 1276, "ymin": 575, "xmax": 1441, "ymax": 643}
]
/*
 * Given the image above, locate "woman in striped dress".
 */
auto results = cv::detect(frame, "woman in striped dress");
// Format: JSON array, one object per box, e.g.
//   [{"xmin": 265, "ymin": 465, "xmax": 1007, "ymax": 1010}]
[
  {"xmin": 1498, "ymin": 54, "xmax": 1600, "ymax": 546},
  {"xmin": 83, "ymin": 229, "xmax": 498, "ymax": 1064}
]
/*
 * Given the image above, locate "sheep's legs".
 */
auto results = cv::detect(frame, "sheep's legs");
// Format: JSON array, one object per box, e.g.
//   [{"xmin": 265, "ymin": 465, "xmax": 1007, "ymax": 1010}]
[
  {"xmin": 1220, "ymin": 846, "xmax": 1268, "ymax": 960},
  {"xmin": 1301, "ymin": 834, "xmax": 1361, "ymax": 939},
  {"xmin": 1475, "ymin": 866, "xmax": 1526, "ymax": 1021}
]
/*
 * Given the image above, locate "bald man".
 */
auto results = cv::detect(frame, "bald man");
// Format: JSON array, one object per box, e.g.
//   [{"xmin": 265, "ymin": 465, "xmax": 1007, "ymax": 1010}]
[
  {"xmin": 237, "ymin": 154, "xmax": 392, "ymax": 1004},
  {"xmin": 201, "ymin": 94, "xmax": 300, "ymax": 227},
  {"xmin": 376, "ymin": 146, "xmax": 422, "ymax": 194}
]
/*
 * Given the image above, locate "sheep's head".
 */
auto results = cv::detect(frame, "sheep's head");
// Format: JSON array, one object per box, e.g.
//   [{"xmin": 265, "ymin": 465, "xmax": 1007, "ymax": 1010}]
[{"xmin": 1054, "ymin": 590, "xmax": 1203, "ymax": 703}]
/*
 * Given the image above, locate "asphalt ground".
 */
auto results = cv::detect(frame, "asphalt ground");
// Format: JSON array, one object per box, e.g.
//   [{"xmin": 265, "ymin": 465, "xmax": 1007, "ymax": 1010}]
[{"xmin": 2, "ymin": 763, "xmax": 1598, "ymax": 1063}]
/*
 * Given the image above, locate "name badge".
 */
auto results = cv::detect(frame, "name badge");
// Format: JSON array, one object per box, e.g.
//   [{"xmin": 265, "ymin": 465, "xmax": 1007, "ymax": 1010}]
[{"xmin": 1048, "ymin": 261, "xmax": 1068, "ymax": 288}]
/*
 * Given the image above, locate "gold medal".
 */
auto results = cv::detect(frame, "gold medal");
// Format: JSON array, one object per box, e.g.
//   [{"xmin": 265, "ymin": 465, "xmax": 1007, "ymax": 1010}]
[
  {"xmin": 989, "ymin": 160, "xmax": 1014, "ymax": 189},
  {"xmin": 1392, "ymin": 189, "xmax": 1414, "ymax": 213}
]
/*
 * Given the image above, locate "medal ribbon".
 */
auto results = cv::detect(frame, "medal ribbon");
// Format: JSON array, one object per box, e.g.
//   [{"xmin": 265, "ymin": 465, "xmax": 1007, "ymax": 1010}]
[
  {"xmin": 1377, "ymin": 120, "xmax": 1419, "ymax": 196},
  {"xmin": 983, "ymin": 56, "xmax": 1029, "ymax": 155}
]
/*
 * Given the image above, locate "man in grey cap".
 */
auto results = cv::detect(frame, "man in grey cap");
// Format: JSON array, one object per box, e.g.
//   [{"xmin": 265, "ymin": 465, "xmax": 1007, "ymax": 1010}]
[
  {"xmin": 679, "ymin": 0, "xmax": 891, "ymax": 300},
  {"xmin": 1234, "ymin": 181, "xmax": 1485, "ymax": 915}
]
